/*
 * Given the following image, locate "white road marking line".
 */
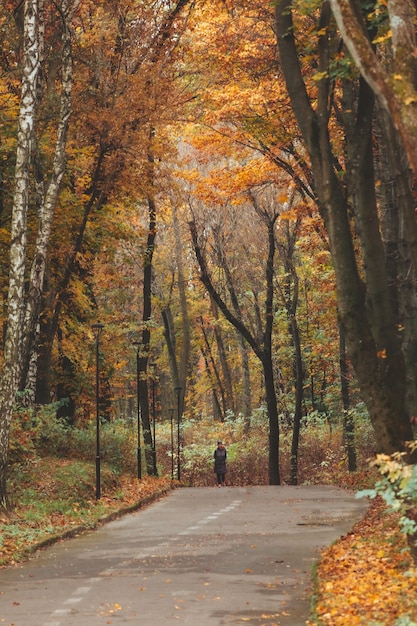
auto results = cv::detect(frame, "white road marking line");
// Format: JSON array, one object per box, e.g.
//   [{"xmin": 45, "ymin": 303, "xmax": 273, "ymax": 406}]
[
  {"xmin": 63, "ymin": 597, "xmax": 82, "ymax": 605},
  {"xmin": 44, "ymin": 584, "xmax": 92, "ymax": 624},
  {"xmin": 43, "ymin": 498, "xmax": 244, "ymax": 626},
  {"xmin": 73, "ymin": 586, "xmax": 91, "ymax": 595}
]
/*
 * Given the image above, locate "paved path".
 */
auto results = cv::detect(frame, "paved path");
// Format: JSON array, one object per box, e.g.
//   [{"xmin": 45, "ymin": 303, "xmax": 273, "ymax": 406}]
[{"xmin": 0, "ymin": 486, "xmax": 367, "ymax": 625}]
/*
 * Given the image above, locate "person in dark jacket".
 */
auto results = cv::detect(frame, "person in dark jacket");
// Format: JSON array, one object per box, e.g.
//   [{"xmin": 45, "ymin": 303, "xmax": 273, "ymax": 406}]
[{"xmin": 214, "ymin": 440, "xmax": 227, "ymax": 487}]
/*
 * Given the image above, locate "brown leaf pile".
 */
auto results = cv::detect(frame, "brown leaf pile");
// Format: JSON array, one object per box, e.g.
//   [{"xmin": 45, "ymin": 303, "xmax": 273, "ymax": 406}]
[{"xmin": 308, "ymin": 497, "xmax": 417, "ymax": 625}]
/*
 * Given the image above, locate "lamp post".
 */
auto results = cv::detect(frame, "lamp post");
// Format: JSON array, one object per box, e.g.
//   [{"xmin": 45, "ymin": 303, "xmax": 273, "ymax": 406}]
[
  {"xmin": 92, "ymin": 323, "xmax": 104, "ymax": 500},
  {"xmin": 169, "ymin": 407, "xmax": 174, "ymax": 481},
  {"xmin": 174, "ymin": 386, "xmax": 182, "ymax": 481},
  {"xmin": 132, "ymin": 342, "xmax": 142, "ymax": 480},
  {"xmin": 150, "ymin": 363, "xmax": 157, "ymax": 476}
]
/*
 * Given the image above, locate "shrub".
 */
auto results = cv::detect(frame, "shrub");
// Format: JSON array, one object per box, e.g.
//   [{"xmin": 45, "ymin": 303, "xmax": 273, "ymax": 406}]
[
  {"xmin": 357, "ymin": 444, "xmax": 417, "ymax": 562},
  {"xmin": 9, "ymin": 401, "xmax": 71, "ymax": 464},
  {"xmin": 8, "ymin": 401, "xmax": 375, "ymax": 489}
]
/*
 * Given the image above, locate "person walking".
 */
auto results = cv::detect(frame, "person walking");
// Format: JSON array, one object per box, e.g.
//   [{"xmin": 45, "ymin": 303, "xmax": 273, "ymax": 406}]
[{"xmin": 214, "ymin": 440, "xmax": 227, "ymax": 487}]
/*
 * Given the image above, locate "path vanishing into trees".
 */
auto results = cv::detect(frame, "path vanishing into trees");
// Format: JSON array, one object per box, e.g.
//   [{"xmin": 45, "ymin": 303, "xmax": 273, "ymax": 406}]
[{"xmin": 0, "ymin": 486, "xmax": 367, "ymax": 625}]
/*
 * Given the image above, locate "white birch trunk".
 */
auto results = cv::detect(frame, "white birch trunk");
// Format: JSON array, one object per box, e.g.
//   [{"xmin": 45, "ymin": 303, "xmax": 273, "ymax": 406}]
[
  {"xmin": 0, "ymin": 0, "xmax": 40, "ymax": 506},
  {"xmin": 22, "ymin": 0, "xmax": 75, "ymax": 401}
]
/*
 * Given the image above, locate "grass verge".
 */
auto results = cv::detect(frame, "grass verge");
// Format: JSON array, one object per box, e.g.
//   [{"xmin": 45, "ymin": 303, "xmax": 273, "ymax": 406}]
[{"xmin": 0, "ymin": 457, "xmax": 172, "ymax": 566}]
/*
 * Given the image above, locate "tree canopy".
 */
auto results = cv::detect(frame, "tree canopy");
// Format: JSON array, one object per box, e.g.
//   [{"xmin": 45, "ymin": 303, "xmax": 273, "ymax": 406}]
[{"xmin": 0, "ymin": 0, "xmax": 416, "ymax": 501}]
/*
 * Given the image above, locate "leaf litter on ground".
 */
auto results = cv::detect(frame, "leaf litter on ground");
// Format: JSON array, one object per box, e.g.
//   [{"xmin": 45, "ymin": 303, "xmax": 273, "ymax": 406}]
[
  {"xmin": 308, "ymin": 496, "xmax": 417, "ymax": 625},
  {"xmin": 0, "ymin": 458, "xmax": 171, "ymax": 566}
]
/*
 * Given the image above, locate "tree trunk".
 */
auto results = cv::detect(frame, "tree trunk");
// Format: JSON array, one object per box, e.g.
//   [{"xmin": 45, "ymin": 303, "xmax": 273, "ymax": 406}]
[
  {"xmin": 0, "ymin": 0, "xmax": 40, "ymax": 507},
  {"xmin": 189, "ymin": 200, "xmax": 281, "ymax": 485},
  {"xmin": 275, "ymin": 0, "xmax": 415, "ymax": 457},
  {"xmin": 238, "ymin": 335, "xmax": 252, "ymax": 433},
  {"xmin": 171, "ymin": 202, "xmax": 190, "ymax": 396},
  {"xmin": 161, "ymin": 201, "xmax": 190, "ymax": 417},
  {"xmin": 262, "ymin": 352, "xmax": 280, "ymax": 485},
  {"xmin": 21, "ymin": 0, "xmax": 73, "ymax": 401},
  {"xmin": 198, "ymin": 315, "xmax": 227, "ymax": 419},
  {"xmin": 339, "ymin": 324, "xmax": 357, "ymax": 472},
  {"xmin": 329, "ymin": 0, "xmax": 417, "ymax": 176},
  {"xmin": 35, "ymin": 152, "xmax": 108, "ymax": 405},
  {"xmin": 162, "ymin": 306, "xmax": 180, "ymax": 388},
  {"xmin": 277, "ymin": 218, "xmax": 304, "ymax": 485},
  {"xmin": 139, "ymin": 189, "xmax": 157, "ymax": 476},
  {"xmin": 375, "ymin": 105, "xmax": 417, "ymax": 419},
  {"xmin": 211, "ymin": 299, "xmax": 235, "ymax": 415},
  {"xmin": 212, "ymin": 228, "xmax": 251, "ymax": 427},
  {"xmin": 289, "ymin": 312, "xmax": 304, "ymax": 485}
]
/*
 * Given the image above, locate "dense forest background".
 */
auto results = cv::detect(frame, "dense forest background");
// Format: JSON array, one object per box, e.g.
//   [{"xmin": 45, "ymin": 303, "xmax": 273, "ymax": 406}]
[{"xmin": 1, "ymin": 0, "xmax": 417, "ymax": 503}]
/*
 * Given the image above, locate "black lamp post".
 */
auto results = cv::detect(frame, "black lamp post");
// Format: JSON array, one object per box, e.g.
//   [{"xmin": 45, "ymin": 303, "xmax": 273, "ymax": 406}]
[
  {"xmin": 150, "ymin": 366, "xmax": 157, "ymax": 476},
  {"xmin": 169, "ymin": 407, "xmax": 174, "ymax": 481},
  {"xmin": 92, "ymin": 323, "xmax": 104, "ymax": 500},
  {"xmin": 175, "ymin": 386, "xmax": 182, "ymax": 481},
  {"xmin": 132, "ymin": 341, "xmax": 142, "ymax": 480}
]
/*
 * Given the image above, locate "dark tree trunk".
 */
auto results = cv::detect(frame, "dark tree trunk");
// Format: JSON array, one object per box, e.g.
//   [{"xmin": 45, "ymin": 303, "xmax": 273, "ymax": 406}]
[
  {"xmin": 262, "ymin": 352, "xmax": 280, "ymax": 485},
  {"xmin": 162, "ymin": 306, "xmax": 180, "ymax": 387},
  {"xmin": 339, "ymin": 324, "xmax": 357, "ymax": 472},
  {"xmin": 275, "ymin": 1, "xmax": 415, "ymax": 457},
  {"xmin": 35, "ymin": 153, "xmax": 108, "ymax": 405},
  {"xmin": 198, "ymin": 315, "xmax": 227, "ymax": 419},
  {"xmin": 238, "ymin": 335, "xmax": 252, "ymax": 433},
  {"xmin": 190, "ymin": 203, "xmax": 281, "ymax": 485},
  {"xmin": 375, "ymin": 106, "xmax": 417, "ymax": 420},
  {"xmin": 277, "ymin": 219, "xmax": 304, "ymax": 485},
  {"xmin": 139, "ymin": 190, "xmax": 157, "ymax": 476},
  {"xmin": 211, "ymin": 299, "xmax": 235, "ymax": 415},
  {"xmin": 289, "ymin": 315, "xmax": 304, "ymax": 485}
]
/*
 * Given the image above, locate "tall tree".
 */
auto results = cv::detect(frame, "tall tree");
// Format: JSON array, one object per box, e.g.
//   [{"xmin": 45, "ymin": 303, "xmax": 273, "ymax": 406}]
[
  {"xmin": 0, "ymin": 0, "xmax": 41, "ymax": 506},
  {"xmin": 35, "ymin": 0, "xmax": 194, "ymax": 413},
  {"xmin": 276, "ymin": 213, "xmax": 305, "ymax": 484},
  {"xmin": 21, "ymin": 0, "xmax": 75, "ymax": 400},
  {"xmin": 160, "ymin": 201, "xmax": 191, "ymax": 406},
  {"xmin": 190, "ymin": 185, "xmax": 282, "ymax": 484},
  {"xmin": 275, "ymin": 0, "xmax": 415, "ymax": 456},
  {"xmin": 137, "ymin": 132, "xmax": 158, "ymax": 475},
  {"xmin": 329, "ymin": 0, "xmax": 417, "ymax": 177}
]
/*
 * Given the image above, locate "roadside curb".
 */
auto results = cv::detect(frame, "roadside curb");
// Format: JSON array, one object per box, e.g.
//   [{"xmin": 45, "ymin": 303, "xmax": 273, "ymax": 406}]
[{"xmin": 23, "ymin": 484, "xmax": 174, "ymax": 559}]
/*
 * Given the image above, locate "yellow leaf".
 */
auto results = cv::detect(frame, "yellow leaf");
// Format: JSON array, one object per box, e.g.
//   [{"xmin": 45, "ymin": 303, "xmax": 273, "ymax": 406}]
[{"xmin": 372, "ymin": 30, "xmax": 391, "ymax": 44}]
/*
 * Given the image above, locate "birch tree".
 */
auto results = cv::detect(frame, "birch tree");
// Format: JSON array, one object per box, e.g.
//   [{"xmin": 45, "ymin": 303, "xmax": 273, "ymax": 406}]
[
  {"xmin": 21, "ymin": 0, "xmax": 75, "ymax": 400},
  {"xmin": 0, "ymin": 0, "xmax": 40, "ymax": 507}
]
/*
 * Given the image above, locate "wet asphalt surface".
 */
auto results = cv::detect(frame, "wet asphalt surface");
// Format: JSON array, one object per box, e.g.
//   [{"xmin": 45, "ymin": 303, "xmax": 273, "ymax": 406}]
[{"xmin": 0, "ymin": 485, "xmax": 368, "ymax": 625}]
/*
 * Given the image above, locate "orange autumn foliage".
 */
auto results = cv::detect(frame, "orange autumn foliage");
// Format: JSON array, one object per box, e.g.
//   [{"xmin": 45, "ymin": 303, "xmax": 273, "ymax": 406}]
[{"xmin": 309, "ymin": 497, "xmax": 417, "ymax": 625}]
